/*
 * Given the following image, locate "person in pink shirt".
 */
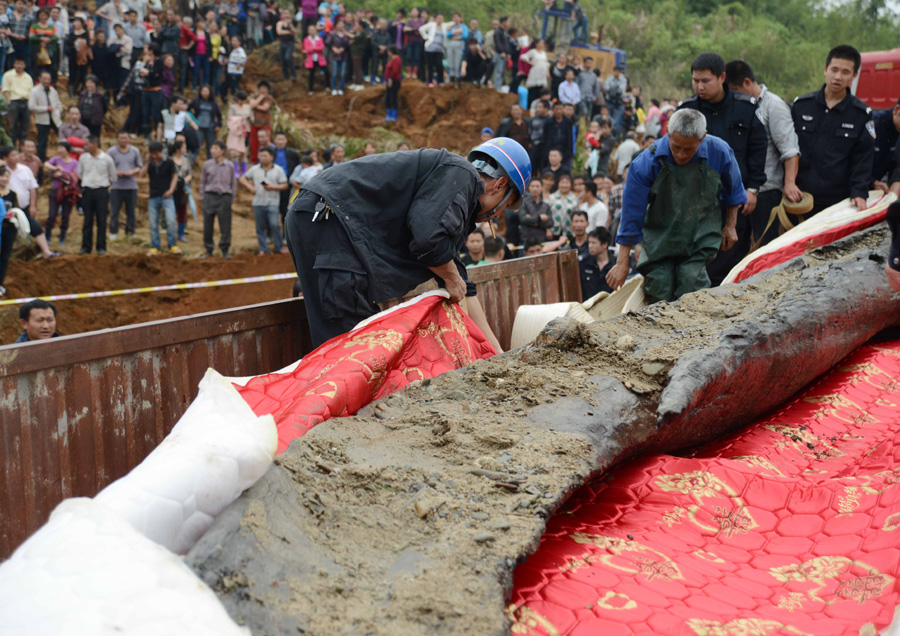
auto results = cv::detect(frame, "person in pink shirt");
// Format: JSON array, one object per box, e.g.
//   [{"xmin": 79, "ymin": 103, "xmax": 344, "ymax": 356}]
[
  {"xmin": 644, "ymin": 98, "xmax": 662, "ymax": 138},
  {"xmin": 303, "ymin": 24, "xmax": 328, "ymax": 96},
  {"xmin": 192, "ymin": 18, "xmax": 209, "ymax": 87}
]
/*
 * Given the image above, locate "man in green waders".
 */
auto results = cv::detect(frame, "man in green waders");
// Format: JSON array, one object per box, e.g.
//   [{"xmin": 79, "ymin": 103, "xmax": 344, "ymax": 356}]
[{"xmin": 606, "ymin": 109, "xmax": 747, "ymax": 303}]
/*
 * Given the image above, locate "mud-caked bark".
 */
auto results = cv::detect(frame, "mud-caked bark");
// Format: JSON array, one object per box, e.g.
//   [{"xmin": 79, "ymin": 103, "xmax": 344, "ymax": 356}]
[{"xmin": 188, "ymin": 227, "xmax": 900, "ymax": 636}]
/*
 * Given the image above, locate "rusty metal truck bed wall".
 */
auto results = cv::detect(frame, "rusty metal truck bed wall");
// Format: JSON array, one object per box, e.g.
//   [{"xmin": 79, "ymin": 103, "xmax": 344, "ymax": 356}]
[
  {"xmin": 0, "ymin": 252, "xmax": 580, "ymax": 560},
  {"xmin": 0, "ymin": 298, "xmax": 311, "ymax": 559}
]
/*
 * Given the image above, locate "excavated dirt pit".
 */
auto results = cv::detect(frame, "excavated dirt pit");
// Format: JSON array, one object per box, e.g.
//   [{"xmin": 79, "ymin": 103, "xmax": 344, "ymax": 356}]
[
  {"xmin": 0, "ymin": 252, "xmax": 296, "ymax": 344},
  {"xmin": 244, "ymin": 50, "xmax": 518, "ymax": 153}
]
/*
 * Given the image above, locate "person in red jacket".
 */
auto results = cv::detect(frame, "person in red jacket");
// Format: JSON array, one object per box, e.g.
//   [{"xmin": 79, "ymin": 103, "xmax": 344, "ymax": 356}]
[
  {"xmin": 383, "ymin": 46, "xmax": 402, "ymax": 122},
  {"xmin": 177, "ymin": 16, "xmax": 198, "ymax": 92},
  {"xmin": 303, "ymin": 24, "xmax": 328, "ymax": 96}
]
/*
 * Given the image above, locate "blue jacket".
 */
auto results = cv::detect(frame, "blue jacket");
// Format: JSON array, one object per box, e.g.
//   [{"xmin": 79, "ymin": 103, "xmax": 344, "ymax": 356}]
[
  {"xmin": 617, "ymin": 134, "xmax": 747, "ymax": 246},
  {"xmin": 444, "ymin": 22, "xmax": 469, "ymax": 41}
]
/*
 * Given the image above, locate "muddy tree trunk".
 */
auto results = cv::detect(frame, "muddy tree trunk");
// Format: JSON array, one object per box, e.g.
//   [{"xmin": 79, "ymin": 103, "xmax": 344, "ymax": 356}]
[{"xmin": 187, "ymin": 226, "xmax": 900, "ymax": 636}]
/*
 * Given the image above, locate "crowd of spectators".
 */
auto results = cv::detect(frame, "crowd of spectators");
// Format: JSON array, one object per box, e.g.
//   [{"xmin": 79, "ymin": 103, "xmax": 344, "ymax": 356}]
[
  {"xmin": 457, "ymin": 48, "xmax": 679, "ymax": 306},
  {"xmin": 0, "ymin": 0, "xmax": 667, "ymax": 309}
]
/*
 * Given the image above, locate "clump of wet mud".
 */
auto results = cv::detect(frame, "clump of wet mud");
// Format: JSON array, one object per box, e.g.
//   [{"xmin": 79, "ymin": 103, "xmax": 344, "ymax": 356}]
[{"xmin": 188, "ymin": 226, "xmax": 900, "ymax": 636}]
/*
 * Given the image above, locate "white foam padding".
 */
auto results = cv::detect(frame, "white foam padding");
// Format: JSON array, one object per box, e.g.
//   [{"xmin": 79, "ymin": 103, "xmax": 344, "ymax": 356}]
[
  {"xmin": 94, "ymin": 368, "xmax": 277, "ymax": 554},
  {"xmin": 0, "ymin": 498, "xmax": 249, "ymax": 636}
]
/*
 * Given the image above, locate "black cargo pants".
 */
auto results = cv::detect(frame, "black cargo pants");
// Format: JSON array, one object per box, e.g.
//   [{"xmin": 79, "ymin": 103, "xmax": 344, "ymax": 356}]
[{"xmin": 285, "ymin": 190, "xmax": 381, "ymax": 349}]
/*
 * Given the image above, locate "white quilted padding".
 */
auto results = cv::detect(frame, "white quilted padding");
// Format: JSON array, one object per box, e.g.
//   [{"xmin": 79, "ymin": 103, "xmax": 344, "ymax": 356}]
[
  {"xmin": 0, "ymin": 498, "xmax": 250, "ymax": 636},
  {"xmin": 95, "ymin": 368, "xmax": 277, "ymax": 554}
]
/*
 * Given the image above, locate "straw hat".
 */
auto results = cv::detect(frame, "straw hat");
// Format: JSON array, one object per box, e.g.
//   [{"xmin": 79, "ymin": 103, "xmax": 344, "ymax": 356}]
[
  {"xmin": 582, "ymin": 290, "xmax": 610, "ymax": 312},
  {"xmin": 509, "ymin": 276, "xmax": 649, "ymax": 349},
  {"xmin": 510, "ymin": 302, "xmax": 594, "ymax": 350},
  {"xmin": 585, "ymin": 275, "xmax": 646, "ymax": 321}
]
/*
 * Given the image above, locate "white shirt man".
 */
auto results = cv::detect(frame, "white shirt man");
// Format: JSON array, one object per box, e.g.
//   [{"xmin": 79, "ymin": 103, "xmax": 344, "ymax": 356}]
[
  {"xmin": 109, "ymin": 26, "xmax": 134, "ymax": 70},
  {"xmin": 53, "ymin": 0, "xmax": 70, "ymax": 36},
  {"xmin": 558, "ymin": 76, "xmax": 581, "ymax": 107},
  {"xmin": 8, "ymin": 154, "xmax": 38, "ymax": 215},
  {"xmin": 289, "ymin": 161, "xmax": 322, "ymax": 197},
  {"xmin": 613, "ymin": 133, "xmax": 641, "ymax": 178},
  {"xmin": 28, "ymin": 72, "xmax": 63, "ymax": 129},
  {"xmin": 579, "ymin": 183, "xmax": 609, "ymax": 231}
]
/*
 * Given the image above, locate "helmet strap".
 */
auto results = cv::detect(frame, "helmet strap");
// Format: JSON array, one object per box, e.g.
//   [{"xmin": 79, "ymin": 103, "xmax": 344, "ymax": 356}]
[{"xmin": 476, "ymin": 186, "xmax": 514, "ymax": 222}]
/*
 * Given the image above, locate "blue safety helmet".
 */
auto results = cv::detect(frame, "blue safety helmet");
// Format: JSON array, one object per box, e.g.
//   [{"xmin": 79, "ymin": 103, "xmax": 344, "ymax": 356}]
[{"xmin": 468, "ymin": 137, "xmax": 531, "ymax": 215}]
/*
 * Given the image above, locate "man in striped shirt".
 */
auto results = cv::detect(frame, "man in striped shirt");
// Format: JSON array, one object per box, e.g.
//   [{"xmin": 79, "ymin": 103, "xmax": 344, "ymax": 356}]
[{"xmin": 6, "ymin": 0, "xmax": 31, "ymax": 73}]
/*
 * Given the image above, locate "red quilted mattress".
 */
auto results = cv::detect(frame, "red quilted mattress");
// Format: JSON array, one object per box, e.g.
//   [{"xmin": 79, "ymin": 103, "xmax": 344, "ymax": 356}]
[
  {"xmin": 725, "ymin": 194, "xmax": 893, "ymax": 285},
  {"xmin": 236, "ymin": 294, "xmax": 497, "ymax": 453},
  {"xmin": 507, "ymin": 340, "xmax": 900, "ymax": 635}
]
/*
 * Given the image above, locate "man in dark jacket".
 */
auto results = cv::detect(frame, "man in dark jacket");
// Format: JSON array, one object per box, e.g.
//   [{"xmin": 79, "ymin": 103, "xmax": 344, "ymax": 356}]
[
  {"xmin": 543, "ymin": 101, "xmax": 574, "ymax": 172},
  {"xmin": 792, "ymin": 45, "xmax": 874, "ymax": 215},
  {"xmin": 529, "ymin": 99, "xmax": 551, "ymax": 175},
  {"xmin": 273, "ymin": 130, "xmax": 300, "ymax": 224},
  {"xmin": 492, "ymin": 15, "xmax": 510, "ymax": 89},
  {"xmin": 157, "ymin": 9, "xmax": 182, "ymax": 56},
  {"xmin": 460, "ymin": 37, "xmax": 488, "ymax": 85},
  {"xmin": 496, "ymin": 103, "xmax": 531, "ymax": 151},
  {"xmin": 284, "ymin": 139, "xmax": 531, "ymax": 350},
  {"xmin": 871, "ymin": 97, "xmax": 900, "ymax": 196},
  {"xmin": 677, "ymin": 51, "xmax": 767, "ymax": 285}
]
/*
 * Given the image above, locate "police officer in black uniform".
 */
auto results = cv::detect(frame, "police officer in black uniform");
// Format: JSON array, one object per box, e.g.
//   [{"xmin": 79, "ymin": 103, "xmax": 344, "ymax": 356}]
[
  {"xmin": 791, "ymin": 45, "xmax": 875, "ymax": 215},
  {"xmin": 886, "ymin": 201, "xmax": 900, "ymax": 291},
  {"xmin": 871, "ymin": 97, "xmax": 900, "ymax": 197},
  {"xmin": 677, "ymin": 51, "xmax": 768, "ymax": 286}
]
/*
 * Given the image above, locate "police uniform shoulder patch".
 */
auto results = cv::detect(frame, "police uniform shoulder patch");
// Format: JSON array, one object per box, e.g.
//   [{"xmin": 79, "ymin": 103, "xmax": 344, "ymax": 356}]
[
  {"xmin": 677, "ymin": 95, "xmax": 698, "ymax": 107},
  {"xmin": 850, "ymin": 95, "xmax": 872, "ymax": 114},
  {"xmin": 794, "ymin": 91, "xmax": 816, "ymax": 103},
  {"xmin": 733, "ymin": 91, "xmax": 756, "ymax": 104},
  {"xmin": 867, "ymin": 120, "xmax": 877, "ymax": 139}
]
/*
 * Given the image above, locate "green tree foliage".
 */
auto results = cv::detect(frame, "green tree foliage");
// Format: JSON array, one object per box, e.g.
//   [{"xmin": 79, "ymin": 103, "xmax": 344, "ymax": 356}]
[
  {"xmin": 346, "ymin": 0, "xmax": 900, "ymax": 101},
  {"xmin": 593, "ymin": 0, "xmax": 900, "ymax": 100}
]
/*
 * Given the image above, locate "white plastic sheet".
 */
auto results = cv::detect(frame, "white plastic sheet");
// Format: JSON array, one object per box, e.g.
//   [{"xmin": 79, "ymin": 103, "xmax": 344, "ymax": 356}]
[
  {"xmin": 0, "ymin": 498, "xmax": 250, "ymax": 636},
  {"xmin": 95, "ymin": 369, "xmax": 277, "ymax": 554},
  {"xmin": 0, "ymin": 368, "xmax": 278, "ymax": 634}
]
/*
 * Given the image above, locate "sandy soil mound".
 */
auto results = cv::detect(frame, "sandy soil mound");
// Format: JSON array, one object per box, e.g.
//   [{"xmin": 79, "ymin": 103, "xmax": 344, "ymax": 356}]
[{"xmin": 245, "ymin": 50, "xmax": 518, "ymax": 152}]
